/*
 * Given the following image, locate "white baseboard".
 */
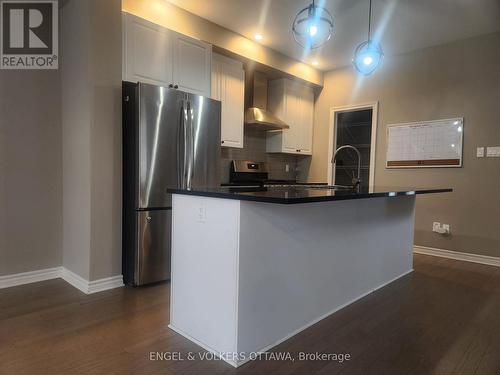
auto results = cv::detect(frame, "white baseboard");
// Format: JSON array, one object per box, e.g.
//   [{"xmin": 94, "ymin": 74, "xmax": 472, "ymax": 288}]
[
  {"xmin": 0, "ymin": 267, "xmax": 63, "ymax": 289},
  {"xmin": 169, "ymin": 269, "xmax": 414, "ymax": 368},
  {"xmin": 414, "ymin": 245, "xmax": 500, "ymax": 267},
  {"xmin": 0, "ymin": 267, "xmax": 123, "ymax": 294},
  {"xmin": 60, "ymin": 268, "xmax": 124, "ymax": 294},
  {"xmin": 88, "ymin": 274, "xmax": 124, "ymax": 294},
  {"xmin": 60, "ymin": 268, "xmax": 89, "ymax": 293}
]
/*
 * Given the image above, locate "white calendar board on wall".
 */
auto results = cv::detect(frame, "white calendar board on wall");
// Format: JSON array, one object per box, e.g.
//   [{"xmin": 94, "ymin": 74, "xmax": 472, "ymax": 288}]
[{"xmin": 386, "ymin": 118, "xmax": 463, "ymax": 168}]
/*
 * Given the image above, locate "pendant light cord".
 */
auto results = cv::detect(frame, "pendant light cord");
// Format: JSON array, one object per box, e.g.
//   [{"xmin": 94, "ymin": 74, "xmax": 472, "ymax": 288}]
[{"xmin": 367, "ymin": 0, "xmax": 372, "ymax": 42}]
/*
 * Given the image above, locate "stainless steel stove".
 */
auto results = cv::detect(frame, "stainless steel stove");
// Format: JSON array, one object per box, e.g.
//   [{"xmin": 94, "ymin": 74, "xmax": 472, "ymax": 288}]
[
  {"xmin": 223, "ymin": 160, "xmax": 352, "ymax": 190},
  {"xmin": 224, "ymin": 160, "xmax": 293, "ymax": 187}
]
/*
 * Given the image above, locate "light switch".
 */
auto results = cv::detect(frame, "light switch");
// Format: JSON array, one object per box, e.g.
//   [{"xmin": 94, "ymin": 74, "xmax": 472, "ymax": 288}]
[
  {"xmin": 486, "ymin": 146, "xmax": 500, "ymax": 157},
  {"xmin": 477, "ymin": 147, "xmax": 485, "ymax": 158}
]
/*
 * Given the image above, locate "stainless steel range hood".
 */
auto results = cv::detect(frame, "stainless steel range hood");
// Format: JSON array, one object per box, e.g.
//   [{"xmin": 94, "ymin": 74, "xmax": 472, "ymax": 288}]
[{"xmin": 244, "ymin": 71, "xmax": 289, "ymax": 130}]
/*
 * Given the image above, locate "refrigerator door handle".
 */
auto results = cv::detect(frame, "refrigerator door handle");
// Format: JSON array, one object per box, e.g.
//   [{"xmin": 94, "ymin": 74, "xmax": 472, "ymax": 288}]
[
  {"xmin": 178, "ymin": 99, "xmax": 188, "ymax": 189},
  {"xmin": 189, "ymin": 104, "xmax": 195, "ymax": 187},
  {"xmin": 185, "ymin": 100, "xmax": 192, "ymax": 189}
]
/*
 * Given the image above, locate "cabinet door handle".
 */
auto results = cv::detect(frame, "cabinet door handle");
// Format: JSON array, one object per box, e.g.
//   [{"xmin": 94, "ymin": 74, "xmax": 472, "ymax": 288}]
[
  {"xmin": 296, "ymin": 149, "xmax": 301, "ymax": 152},
  {"xmin": 221, "ymin": 140, "xmax": 225, "ymax": 144},
  {"xmin": 174, "ymin": 84, "xmax": 179, "ymax": 89}
]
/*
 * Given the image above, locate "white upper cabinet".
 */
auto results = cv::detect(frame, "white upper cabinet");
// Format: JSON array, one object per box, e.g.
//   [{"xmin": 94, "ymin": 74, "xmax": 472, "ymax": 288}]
[
  {"xmin": 173, "ymin": 34, "xmax": 212, "ymax": 97},
  {"xmin": 123, "ymin": 13, "xmax": 211, "ymax": 98},
  {"xmin": 211, "ymin": 53, "xmax": 245, "ymax": 148},
  {"xmin": 123, "ymin": 13, "xmax": 172, "ymax": 86},
  {"xmin": 298, "ymin": 87, "xmax": 314, "ymax": 154},
  {"xmin": 266, "ymin": 79, "xmax": 314, "ymax": 155}
]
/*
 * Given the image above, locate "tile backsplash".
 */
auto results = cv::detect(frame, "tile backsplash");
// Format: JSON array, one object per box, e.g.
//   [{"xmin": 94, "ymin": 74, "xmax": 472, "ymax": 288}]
[{"xmin": 220, "ymin": 128, "xmax": 299, "ymax": 183}]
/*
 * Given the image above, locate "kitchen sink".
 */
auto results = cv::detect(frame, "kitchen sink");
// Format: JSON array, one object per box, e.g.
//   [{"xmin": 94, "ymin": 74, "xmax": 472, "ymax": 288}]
[{"xmin": 264, "ymin": 184, "xmax": 354, "ymax": 190}]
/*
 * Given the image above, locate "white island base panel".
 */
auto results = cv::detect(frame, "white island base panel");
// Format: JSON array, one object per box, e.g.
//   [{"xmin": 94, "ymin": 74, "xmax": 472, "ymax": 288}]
[{"xmin": 169, "ymin": 194, "xmax": 415, "ymax": 367}]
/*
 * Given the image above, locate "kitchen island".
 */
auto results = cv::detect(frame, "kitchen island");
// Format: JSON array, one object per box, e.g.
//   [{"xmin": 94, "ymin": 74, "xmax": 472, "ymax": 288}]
[{"xmin": 167, "ymin": 185, "xmax": 451, "ymax": 367}]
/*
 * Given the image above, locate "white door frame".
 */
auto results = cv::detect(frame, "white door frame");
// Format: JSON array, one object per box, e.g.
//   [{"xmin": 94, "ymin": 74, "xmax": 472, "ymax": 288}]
[{"xmin": 327, "ymin": 102, "xmax": 379, "ymax": 187}]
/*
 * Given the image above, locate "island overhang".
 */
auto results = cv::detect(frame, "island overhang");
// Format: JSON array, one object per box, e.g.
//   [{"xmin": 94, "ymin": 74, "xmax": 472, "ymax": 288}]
[{"xmin": 167, "ymin": 185, "xmax": 452, "ymax": 204}]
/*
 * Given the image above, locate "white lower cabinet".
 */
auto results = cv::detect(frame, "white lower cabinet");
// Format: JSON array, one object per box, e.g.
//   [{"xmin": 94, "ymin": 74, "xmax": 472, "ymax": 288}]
[
  {"xmin": 211, "ymin": 53, "xmax": 245, "ymax": 148},
  {"xmin": 266, "ymin": 78, "xmax": 314, "ymax": 155},
  {"xmin": 123, "ymin": 12, "xmax": 211, "ymax": 98}
]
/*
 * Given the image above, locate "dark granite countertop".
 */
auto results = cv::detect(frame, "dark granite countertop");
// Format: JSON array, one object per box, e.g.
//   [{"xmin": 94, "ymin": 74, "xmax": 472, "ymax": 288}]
[{"xmin": 167, "ymin": 185, "xmax": 452, "ymax": 204}]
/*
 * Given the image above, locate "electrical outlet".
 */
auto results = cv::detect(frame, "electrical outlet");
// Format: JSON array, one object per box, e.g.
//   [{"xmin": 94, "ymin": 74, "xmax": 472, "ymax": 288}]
[
  {"xmin": 442, "ymin": 224, "xmax": 450, "ymax": 234},
  {"xmin": 487, "ymin": 146, "xmax": 500, "ymax": 157},
  {"xmin": 477, "ymin": 147, "xmax": 485, "ymax": 158},
  {"xmin": 197, "ymin": 205, "xmax": 206, "ymax": 223},
  {"xmin": 432, "ymin": 222, "xmax": 450, "ymax": 235},
  {"xmin": 432, "ymin": 222, "xmax": 441, "ymax": 232}
]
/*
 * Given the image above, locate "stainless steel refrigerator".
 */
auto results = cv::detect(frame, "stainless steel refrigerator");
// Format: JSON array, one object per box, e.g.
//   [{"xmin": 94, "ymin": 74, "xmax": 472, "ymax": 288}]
[{"xmin": 122, "ymin": 81, "xmax": 221, "ymax": 285}]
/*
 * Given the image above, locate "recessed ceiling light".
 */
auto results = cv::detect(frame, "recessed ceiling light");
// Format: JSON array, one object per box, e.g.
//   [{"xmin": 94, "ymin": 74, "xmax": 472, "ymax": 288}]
[
  {"xmin": 311, "ymin": 60, "xmax": 319, "ymax": 66},
  {"xmin": 254, "ymin": 33, "xmax": 263, "ymax": 41}
]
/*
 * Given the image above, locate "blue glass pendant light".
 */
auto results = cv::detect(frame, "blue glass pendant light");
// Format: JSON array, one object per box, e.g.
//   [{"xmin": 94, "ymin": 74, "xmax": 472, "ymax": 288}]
[
  {"xmin": 353, "ymin": 0, "xmax": 383, "ymax": 75},
  {"xmin": 292, "ymin": 0, "xmax": 333, "ymax": 49}
]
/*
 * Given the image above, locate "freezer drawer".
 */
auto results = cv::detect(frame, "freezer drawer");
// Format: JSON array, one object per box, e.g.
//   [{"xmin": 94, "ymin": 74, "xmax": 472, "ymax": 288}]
[{"xmin": 136, "ymin": 209, "xmax": 172, "ymax": 285}]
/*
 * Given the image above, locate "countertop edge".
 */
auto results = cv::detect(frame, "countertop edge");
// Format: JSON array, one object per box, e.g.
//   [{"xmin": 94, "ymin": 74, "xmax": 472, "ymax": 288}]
[{"xmin": 167, "ymin": 188, "xmax": 453, "ymax": 205}]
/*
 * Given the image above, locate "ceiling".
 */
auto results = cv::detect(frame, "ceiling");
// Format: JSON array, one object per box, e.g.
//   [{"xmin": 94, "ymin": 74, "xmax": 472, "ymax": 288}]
[{"xmin": 166, "ymin": 0, "xmax": 500, "ymax": 71}]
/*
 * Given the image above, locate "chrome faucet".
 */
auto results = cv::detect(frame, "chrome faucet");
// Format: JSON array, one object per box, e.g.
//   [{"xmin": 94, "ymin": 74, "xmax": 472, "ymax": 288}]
[{"xmin": 332, "ymin": 145, "xmax": 362, "ymax": 187}]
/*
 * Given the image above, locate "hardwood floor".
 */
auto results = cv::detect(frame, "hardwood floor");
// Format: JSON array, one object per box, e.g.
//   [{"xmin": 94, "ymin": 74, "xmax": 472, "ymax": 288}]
[{"xmin": 1, "ymin": 254, "xmax": 500, "ymax": 375}]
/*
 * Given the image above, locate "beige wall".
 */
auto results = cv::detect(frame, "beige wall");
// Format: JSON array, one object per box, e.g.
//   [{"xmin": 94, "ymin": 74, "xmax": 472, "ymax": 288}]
[
  {"xmin": 62, "ymin": 0, "xmax": 122, "ymax": 281},
  {"xmin": 121, "ymin": 0, "xmax": 323, "ymax": 87},
  {"xmin": 0, "ymin": 0, "xmax": 121, "ymax": 280},
  {"xmin": 61, "ymin": 0, "xmax": 92, "ymax": 279},
  {"xmin": 0, "ymin": 70, "xmax": 62, "ymax": 276},
  {"xmin": 304, "ymin": 32, "xmax": 500, "ymax": 257},
  {"xmin": 89, "ymin": 0, "xmax": 123, "ymax": 281}
]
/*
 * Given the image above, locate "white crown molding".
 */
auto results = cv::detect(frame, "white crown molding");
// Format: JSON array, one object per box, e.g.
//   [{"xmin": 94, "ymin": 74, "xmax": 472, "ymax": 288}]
[
  {"xmin": 0, "ymin": 267, "xmax": 124, "ymax": 294},
  {"xmin": 414, "ymin": 245, "xmax": 500, "ymax": 267}
]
